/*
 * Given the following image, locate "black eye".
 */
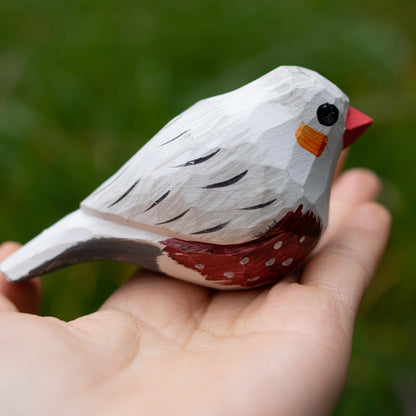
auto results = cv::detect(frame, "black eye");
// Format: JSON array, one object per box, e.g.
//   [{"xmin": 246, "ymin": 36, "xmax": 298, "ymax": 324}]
[{"xmin": 317, "ymin": 103, "xmax": 339, "ymax": 126}]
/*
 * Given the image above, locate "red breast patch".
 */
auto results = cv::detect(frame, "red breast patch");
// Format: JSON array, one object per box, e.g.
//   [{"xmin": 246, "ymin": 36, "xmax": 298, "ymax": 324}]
[{"xmin": 161, "ymin": 205, "xmax": 322, "ymax": 287}]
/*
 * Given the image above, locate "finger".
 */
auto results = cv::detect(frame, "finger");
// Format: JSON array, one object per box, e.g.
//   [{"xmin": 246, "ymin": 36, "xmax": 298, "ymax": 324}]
[
  {"xmin": 333, "ymin": 149, "xmax": 349, "ymax": 179},
  {"xmin": 301, "ymin": 202, "xmax": 391, "ymax": 318},
  {"xmin": 0, "ymin": 242, "xmax": 42, "ymax": 314},
  {"xmin": 317, "ymin": 168, "xmax": 381, "ymax": 249},
  {"xmin": 331, "ymin": 168, "xmax": 380, "ymax": 205}
]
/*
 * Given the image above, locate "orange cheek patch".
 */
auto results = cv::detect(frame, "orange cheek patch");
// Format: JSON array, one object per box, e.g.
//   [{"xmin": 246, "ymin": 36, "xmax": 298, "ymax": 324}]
[{"xmin": 295, "ymin": 122, "xmax": 328, "ymax": 157}]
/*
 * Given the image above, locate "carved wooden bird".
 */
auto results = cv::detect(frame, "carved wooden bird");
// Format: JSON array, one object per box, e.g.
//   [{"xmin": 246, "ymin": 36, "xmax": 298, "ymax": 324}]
[{"xmin": 1, "ymin": 66, "xmax": 372, "ymax": 288}]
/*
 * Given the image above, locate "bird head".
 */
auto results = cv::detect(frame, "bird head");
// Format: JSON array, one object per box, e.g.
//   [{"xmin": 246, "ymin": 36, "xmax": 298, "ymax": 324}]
[{"xmin": 229, "ymin": 65, "xmax": 372, "ymax": 161}]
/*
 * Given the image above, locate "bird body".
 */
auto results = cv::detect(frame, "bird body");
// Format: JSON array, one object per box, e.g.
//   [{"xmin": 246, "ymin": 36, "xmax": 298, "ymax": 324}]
[{"xmin": 1, "ymin": 66, "xmax": 373, "ymax": 288}]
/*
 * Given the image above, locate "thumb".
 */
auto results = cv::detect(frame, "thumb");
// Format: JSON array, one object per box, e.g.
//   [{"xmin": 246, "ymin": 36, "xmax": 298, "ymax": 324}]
[{"xmin": 0, "ymin": 242, "xmax": 42, "ymax": 314}]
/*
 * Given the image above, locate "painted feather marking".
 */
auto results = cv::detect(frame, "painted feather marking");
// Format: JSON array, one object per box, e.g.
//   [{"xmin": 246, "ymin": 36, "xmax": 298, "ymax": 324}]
[
  {"xmin": 202, "ymin": 170, "xmax": 248, "ymax": 189},
  {"xmin": 239, "ymin": 198, "xmax": 277, "ymax": 210},
  {"xmin": 175, "ymin": 149, "xmax": 221, "ymax": 167},
  {"xmin": 191, "ymin": 221, "xmax": 230, "ymax": 235},
  {"xmin": 143, "ymin": 190, "xmax": 171, "ymax": 212},
  {"xmin": 156, "ymin": 208, "xmax": 190, "ymax": 225},
  {"xmin": 107, "ymin": 179, "xmax": 140, "ymax": 208},
  {"xmin": 159, "ymin": 130, "xmax": 190, "ymax": 146}
]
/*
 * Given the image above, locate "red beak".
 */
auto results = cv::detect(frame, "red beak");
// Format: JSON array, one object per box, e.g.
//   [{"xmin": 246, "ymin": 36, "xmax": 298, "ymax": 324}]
[{"xmin": 343, "ymin": 106, "xmax": 373, "ymax": 149}]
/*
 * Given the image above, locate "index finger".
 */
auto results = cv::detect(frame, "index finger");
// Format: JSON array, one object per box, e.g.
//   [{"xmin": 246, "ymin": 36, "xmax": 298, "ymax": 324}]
[{"xmin": 0, "ymin": 242, "xmax": 42, "ymax": 314}]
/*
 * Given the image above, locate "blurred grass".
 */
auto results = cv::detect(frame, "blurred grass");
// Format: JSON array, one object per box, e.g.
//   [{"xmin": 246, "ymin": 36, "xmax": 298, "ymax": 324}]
[{"xmin": 0, "ymin": 0, "xmax": 415, "ymax": 413}]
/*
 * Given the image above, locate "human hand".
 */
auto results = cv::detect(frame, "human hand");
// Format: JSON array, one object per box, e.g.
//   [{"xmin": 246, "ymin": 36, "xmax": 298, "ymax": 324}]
[{"xmin": 0, "ymin": 168, "xmax": 390, "ymax": 416}]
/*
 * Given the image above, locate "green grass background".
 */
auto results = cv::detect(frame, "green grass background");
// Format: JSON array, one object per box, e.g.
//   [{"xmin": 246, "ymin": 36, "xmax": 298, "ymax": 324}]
[{"xmin": 1, "ymin": 0, "xmax": 415, "ymax": 413}]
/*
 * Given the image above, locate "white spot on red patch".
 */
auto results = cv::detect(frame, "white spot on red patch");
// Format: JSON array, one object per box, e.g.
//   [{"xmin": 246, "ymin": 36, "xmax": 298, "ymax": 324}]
[
  {"xmin": 299, "ymin": 236, "xmax": 306, "ymax": 243},
  {"xmin": 195, "ymin": 264, "xmax": 205, "ymax": 270},
  {"xmin": 247, "ymin": 275, "xmax": 260, "ymax": 282},
  {"xmin": 273, "ymin": 241, "xmax": 283, "ymax": 250},
  {"xmin": 240, "ymin": 257, "xmax": 250, "ymax": 265},
  {"xmin": 223, "ymin": 272, "xmax": 235, "ymax": 279},
  {"xmin": 265, "ymin": 258, "xmax": 275, "ymax": 267},
  {"xmin": 282, "ymin": 258, "xmax": 294, "ymax": 266}
]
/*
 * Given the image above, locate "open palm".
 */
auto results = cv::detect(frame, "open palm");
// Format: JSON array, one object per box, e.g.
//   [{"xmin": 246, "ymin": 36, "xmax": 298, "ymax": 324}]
[{"xmin": 0, "ymin": 169, "xmax": 390, "ymax": 416}]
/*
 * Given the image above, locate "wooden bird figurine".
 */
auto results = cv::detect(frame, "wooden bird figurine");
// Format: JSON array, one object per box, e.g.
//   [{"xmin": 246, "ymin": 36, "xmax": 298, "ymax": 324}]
[{"xmin": 1, "ymin": 66, "xmax": 373, "ymax": 289}]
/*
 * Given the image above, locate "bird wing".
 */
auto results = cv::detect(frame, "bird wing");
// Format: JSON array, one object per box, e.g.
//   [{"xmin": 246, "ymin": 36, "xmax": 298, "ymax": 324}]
[{"xmin": 81, "ymin": 97, "xmax": 302, "ymax": 244}]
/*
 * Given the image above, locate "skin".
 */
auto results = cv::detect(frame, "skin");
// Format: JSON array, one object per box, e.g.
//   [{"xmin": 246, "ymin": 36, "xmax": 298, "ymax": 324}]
[{"xmin": 0, "ymin": 166, "xmax": 390, "ymax": 416}]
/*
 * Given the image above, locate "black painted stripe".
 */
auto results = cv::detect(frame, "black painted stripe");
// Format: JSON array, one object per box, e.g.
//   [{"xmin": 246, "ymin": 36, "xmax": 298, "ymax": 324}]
[
  {"xmin": 156, "ymin": 208, "xmax": 190, "ymax": 225},
  {"xmin": 191, "ymin": 221, "xmax": 230, "ymax": 234},
  {"xmin": 143, "ymin": 190, "xmax": 170, "ymax": 212},
  {"xmin": 160, "ymin": 130, "xmax": 190, "ymax": 146},
  {"xmin": 239, "ymin": 198, "xmax": 277, "ymax": 210},
  {"xmin": 176, "ymin": 149, "xmax": 220, "ymax": 167},
  {"xmin": 107, "ymin": 179, "xmax": 140, "ymax": 208},
  {"xmin": 203, "ymin": 170, "xmax": 248, "ymax": 189}
]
